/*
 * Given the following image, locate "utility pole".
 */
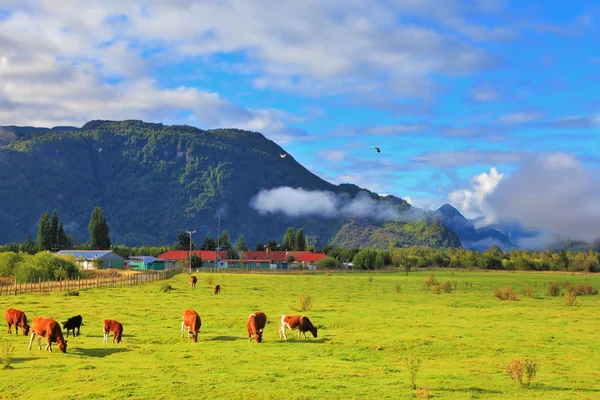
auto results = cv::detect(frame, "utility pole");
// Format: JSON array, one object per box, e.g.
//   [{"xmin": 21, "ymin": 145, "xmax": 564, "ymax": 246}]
[{"xmin": 186, "ymin": 229, "xmax": 196, "ymax": 273}]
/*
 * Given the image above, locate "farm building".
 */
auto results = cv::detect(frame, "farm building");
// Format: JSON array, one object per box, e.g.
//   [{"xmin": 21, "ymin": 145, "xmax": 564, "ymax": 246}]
[
  {"xmin": 157, "ymin": 250, "xmax": 326, "ymax": 270},
  {"xmin": 126, "ymin": 256, "xmax": 167, "ymax": 271},
  {"xmin": 56, "ymin": 250, "xmax": 125, "ymax": 270}
]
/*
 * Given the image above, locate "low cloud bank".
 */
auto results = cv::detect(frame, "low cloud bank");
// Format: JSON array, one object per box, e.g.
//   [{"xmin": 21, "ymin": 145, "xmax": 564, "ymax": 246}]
[{"xmin": 250, "ymin": 187, "xmax": 404, "ymax": 220}]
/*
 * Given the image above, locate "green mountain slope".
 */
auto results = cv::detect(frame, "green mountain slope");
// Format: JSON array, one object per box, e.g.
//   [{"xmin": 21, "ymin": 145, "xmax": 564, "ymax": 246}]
[{"xmin": 0, "ymin": 120, "xmax": 457, "ymax": 248}]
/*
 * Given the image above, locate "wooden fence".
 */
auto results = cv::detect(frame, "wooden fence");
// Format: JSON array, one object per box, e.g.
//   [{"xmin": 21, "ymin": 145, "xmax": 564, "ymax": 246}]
[{"xmin": 0, "ymin": 267, "xmax": 184, "ymax": 296}]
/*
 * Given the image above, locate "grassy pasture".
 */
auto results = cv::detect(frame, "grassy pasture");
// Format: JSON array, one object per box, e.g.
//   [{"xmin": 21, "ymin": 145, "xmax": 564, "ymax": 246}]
[{"xmin": 1, "ymin": 270, "xmax": 600, "ymax": 400}]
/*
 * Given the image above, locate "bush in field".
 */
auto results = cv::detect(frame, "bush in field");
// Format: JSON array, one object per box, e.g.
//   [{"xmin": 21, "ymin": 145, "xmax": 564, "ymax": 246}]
[
  {"xmin": 415, "ymin": 386, "xmax": 429, "ymax": 400},
  {"xmin": 1, "ymin": 343, "xmax": 15, "ymax": 369},
  {"xmin": 494, "ymin": 286, "xmax": 518, "ymax": 301},
  {"xmin": 506, "ymin": 359, "xmax": 538, "ymax": 388},
  {"xmin": 575, "ymin": 283, "xmax": 597, "ymax": 295},
  {"xmin": 290, "ymin": 293, "xmax": 313, "ymax": 312},
  {"xmin": 403, "ymin": 354, "xmax": 421, "ymax": 389},
  {"xmin": 441, "ymin": 281, "xmax": 453, "ymax": 293},
  {"xmin": 547, "ymin": 281, "xmax": 562, "ymax": 296},
  {"xmin": 394, "ymin": 284, "xmax": 402, "ymax": 294},
  {"xmin": 160, "ymin": 283, "xmax": 173, "ymax": 293},
  {"xmin": 564, "ymin": 289, "xmax": 579, "ymax": 306},
  {"xmin": 65, "ymin": 290, "xmax": 79, "ymax": 296},
  {"xmin": 422, "ymin": 273, "xmax": 438, "ymax": 290},
  {"xmin": 521, "ymin": 284, "xmax": 535, "ymax": 298}
]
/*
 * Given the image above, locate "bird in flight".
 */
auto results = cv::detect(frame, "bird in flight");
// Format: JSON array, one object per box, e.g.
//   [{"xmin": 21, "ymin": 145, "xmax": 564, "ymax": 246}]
[
  {"xmin": 371, "ymin": 147, "xmax": 381, "ymax": 153},
  {"xmin": 279, "ymin": 153, "xmax": 287, "ymax": 158}
]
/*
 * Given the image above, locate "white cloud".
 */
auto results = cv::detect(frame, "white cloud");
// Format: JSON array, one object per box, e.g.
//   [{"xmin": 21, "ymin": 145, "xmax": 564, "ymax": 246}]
[
  {"xmin": 364, "ymin": 123, "xmax": 431, "ymax": 135},
  {"xmin": 470, "ymin": 85, "xmax": 499, "ymax": 102},
  {"xmin": 250, "ymin": 187, "xmax": 401, "ymax": 220},
  {"xmin": 448, "ymin": 167, "xmax": 503, "ymax": 220},
  {"xmin": 497, "ymin": 111, "xmax": 545, "ymax": 124}
]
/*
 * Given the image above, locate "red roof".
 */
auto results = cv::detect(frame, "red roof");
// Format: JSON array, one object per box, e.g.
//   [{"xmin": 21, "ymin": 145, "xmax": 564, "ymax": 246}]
[{"xmin": 158, "ymin": 250, "xmax": 325, "ymax": 263}]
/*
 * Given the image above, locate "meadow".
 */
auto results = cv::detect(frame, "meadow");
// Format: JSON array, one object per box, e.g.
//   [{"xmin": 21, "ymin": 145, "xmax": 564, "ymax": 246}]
[{"xmin": 1, "ymin": 270, "xmax": 600, "ymax": 400}]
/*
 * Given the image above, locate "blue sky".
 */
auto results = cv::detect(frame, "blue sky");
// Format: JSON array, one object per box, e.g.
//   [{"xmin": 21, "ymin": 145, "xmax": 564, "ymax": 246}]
[{"xmin": 0, "ymin": 0, "xmax": 599, "ymax": 239}]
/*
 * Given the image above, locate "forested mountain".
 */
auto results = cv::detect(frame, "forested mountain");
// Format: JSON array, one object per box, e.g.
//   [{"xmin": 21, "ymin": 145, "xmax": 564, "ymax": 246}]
[{"xmin": 0, "ymin": 120, "xmax": 460, "ymax": 248}]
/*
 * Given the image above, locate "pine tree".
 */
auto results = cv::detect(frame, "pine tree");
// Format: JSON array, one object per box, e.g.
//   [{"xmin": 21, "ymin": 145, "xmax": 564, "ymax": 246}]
[
  {"xmin": 20, "ymin": 234, "xmax": 37, "ymax": 254},
  {"xmin": 36, "ymin": 211, "xmax": 52, "ymax": 251},
  {"xmin": 88, "ymin": 206, "xmax": 111, "ymax": 250},
  {"xmin": 202, "ymin": 236, "xmax": 216, "ymax": 251},
  {"xmin": 294, "ymin": 228, "xmax": 306, "ymax": 251},
  {"xmin": 57, "ymin": 222, "xmax": 73, "ymax": 249},
  {"xmin": 282, "ymin": 227, "xmax": 295, "ymax": 250},
  {"xmin": 236, "ymin": 234, "xmax": 248, "ymax": 251},
  {"xmin": 50, "ymin": 209, "xmax": 59, "ymax": 251},
  {"xmin": 218, "ymin": 229, "xmax": 231, "ymax": 251}
]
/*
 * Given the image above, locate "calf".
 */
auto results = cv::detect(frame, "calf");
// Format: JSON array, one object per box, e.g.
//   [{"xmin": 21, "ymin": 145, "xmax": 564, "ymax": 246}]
[
  {"xmin": 103, "ymin": 320, "xmax": 123, "ymax": 343},
  {"xmin": 181, "ymin": 309, "xmax": 201, "ymax": 342},
  {"xmin": 28, "ymin": 316, "xmax": 67, "ymax": 353},
  {"xmin": 279, "ymin": 315, "xmax": 318, "ymax": 341},
  {"xmin": 214, "ymin": 284, "xmax": 221, "ymax": 295},
  {"xmin": 62, "ymin": 315, "xmax": 84, "ymax": 338},
  {"xmin": 190, "ymin": 276, "xmax": 197, "ymax": 288},
  {"xmin": 247, "ymin": 312, "xmax": 267, "ymax": 343},
  {"xmin": 5, "ymin": 308, "xmax": 30, "ymax": 336}
]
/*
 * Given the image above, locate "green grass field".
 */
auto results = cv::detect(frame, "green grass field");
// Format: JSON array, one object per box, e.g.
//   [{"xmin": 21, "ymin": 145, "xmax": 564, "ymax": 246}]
[{"xmin": 1, "ymin": 270, "xmax": 600, "ymax": 400}]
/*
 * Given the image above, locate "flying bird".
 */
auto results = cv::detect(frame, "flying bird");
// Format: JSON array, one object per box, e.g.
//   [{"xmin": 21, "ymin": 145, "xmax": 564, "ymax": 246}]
[
  {"xmin": 371, "ymin": 147, "xmax": 381, "ymax": 153},
  {"xmin": 279, "ymin": 153, "xmax": 287, "ymax": 158}
]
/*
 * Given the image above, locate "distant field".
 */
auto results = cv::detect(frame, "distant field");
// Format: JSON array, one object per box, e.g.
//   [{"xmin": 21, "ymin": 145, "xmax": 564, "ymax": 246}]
[{"xmin": 1, "ymin": 270, "xmax": 600, "ymax": 400}]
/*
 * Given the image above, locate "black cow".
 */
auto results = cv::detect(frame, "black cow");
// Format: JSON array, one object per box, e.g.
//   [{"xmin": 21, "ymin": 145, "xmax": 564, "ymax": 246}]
[{"xmin": 62, "ymin": 315, "xmax": 84, "ymax": 338}]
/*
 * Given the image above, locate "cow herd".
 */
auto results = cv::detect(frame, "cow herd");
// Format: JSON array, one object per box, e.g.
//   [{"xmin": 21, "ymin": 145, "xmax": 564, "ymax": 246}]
[{"xmin": 4, "ymin": 276, "xmax": 319, "ymax": 355}]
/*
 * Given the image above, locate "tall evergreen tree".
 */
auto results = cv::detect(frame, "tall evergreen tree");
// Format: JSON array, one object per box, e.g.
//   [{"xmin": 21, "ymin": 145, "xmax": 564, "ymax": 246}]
[
  {"xmin": 218, "ymin": 229, "xmax": 231, "ymax": 251},
  {"xmin": 282, "ymin": 227, "xmax": 295, "ymax": 251},
  {"xmin": 57, "ymin": 222, "xmax": 73, "ymax": 249},
  {"xmin": 36, "ymin": 211, "xmax": 52, "ymax": 251},
  {"xmin": 50, "ymin": 209, "xmax": 59, "ymax": 251},
  {"xmin": 20, "ymin": 234, "xmax": 37, "ymax": 254},
  {"xmin": 236, "ymin": 234, "xmax": 248, "ymax": 251},
  {"xmin": 202, "ymin": 236, "xmax": 217, "ymax": 251},
  {"xmin": 294, "ymin": 228, "xmax": 306, "ymax": 251},
  {"xmin": 88, "ymin": 206, "xmax": 111, "ymax": 249},
  {"xmin": 255, "ymin": 243, "xmax": 265, "ymax": 251},
  {"xmin": 174, "ymin": 231, "xmax": 194, "ymax": 250}
]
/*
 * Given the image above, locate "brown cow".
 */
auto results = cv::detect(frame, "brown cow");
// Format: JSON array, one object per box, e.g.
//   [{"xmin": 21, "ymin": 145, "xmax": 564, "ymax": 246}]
[
  {"xmin": 214, "ymin": 284, "xmax": 221, "ymax": 295},
  {"xmin": 5, "ymin": 308, "xmax": 30, "ymax": 336},
  {"xmin": 181, "ymin": 309, "xmax": 201, "ymax": 342},
  {"xmin": 279, "ymin": 315, "xmax": 318, "ymax": 341},
  {"xmin": 247, "ymin": 312, "xmax": 267, "ymax": 343},
  {"xmin": 103, "ymin": 320, "xmax": 123, "ymax": 343},
  {"xmin": 190, "ymin": 276, "xmax": 197, "ymax": 288},
  {"xmin": 28, "ymin": 316, "xmax": 67, "ymax": 353}
]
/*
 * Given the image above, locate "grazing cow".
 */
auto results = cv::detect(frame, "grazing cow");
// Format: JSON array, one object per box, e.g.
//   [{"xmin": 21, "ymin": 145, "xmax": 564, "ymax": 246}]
[
  {"xmin": 28, "ymin": 316, "xmax": 67, "ymax": 353},
  {"xmin": 103, "ymin": 320, "xmax": 123, "ymax": 343},
  {"xmin": 5, "ymin": 308, "xmax": 30, "ymax": 336},
  {"xmin": 181, "ymin": 309, "xmax": 201, "ymax": 342},
  {"xmin": 247, "ymin": 312, "xmax": 267, "ymax": 343},
  {"xmin": 214, "ymin": 284, "xmax": 221, "ymax": 295},
  {"xmin": 61, "ymin": 315, "xmax": 84, "ymax": 338},
  {"xmin": 279, "ymin": 315, "xmax": 318, "ymax": 341},
  {"xmin": 190, "ymin": 276, "xmax": 197, "ymax": 288}
]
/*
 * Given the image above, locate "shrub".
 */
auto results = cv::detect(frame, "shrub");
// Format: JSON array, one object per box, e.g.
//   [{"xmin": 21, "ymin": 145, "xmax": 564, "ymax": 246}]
[
  {"xmin": 521, "ymin": 284, "xmax": 535, "ymax": 298},
  {"xmin": 415, "ymin": 386, "xmax": 429, "ymax": 400},
  {"xmin": 422, "ymin": 273, "xmax": 438, "ymax": 290},
  {"xmin": 65, "ymin": 290, "xmax": 79, "ymax": 297},
  {"xmin": 494, "ymin": 286, "xmax": 518, "ymax": 301},
  {"xmin": 506, "ymin": 359, "xmax": 538, "ymax": 388},
  {"xmin": 206, "ymin": 276, "xmax": 214, "ymax": 286},
  {"xmin": 403, "ymin": 354, "xmax": 421, "ymax": 389},
  {"xmin": 564, "ymin": 290, "xmax": 579, "ymax": 306},
  {"xmin": 160, "ymin": 283, "xmax": 173, "ymax": 293},
  {"xmin": 575, "ymin": 283, "xmax": 597, "ymax": 295},
  {"xmin": 547, "ymin": 281, "xmax": 561, "ymax": 297},
  {"xmin": 317, "ymin": 256, "xmax": 340, "ymax": 270},
  {"xmin": 1, "ymin": 343, "xmax": 15, "ymax": 369},
  {"xmin": 441, "ymin": 281, "xmax": 453, "ymax": 293},
  {"xmin": 394, "ymin": 284, "xmax": 402, "ymax": 294},
  {"xmin": 290, "ymin": 293, "xmax": 312, "ymax": 312}
]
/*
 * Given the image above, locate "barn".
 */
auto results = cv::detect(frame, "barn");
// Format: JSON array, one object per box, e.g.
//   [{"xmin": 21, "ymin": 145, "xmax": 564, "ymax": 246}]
[{"xmin": 56, "ymin": 250, "xmax": 126, "ymax": 270}]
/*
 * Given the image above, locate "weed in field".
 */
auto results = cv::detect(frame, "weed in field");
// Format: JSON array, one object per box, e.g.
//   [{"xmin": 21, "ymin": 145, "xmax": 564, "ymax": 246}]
[
  {"xmin": 547, "ymin": 281, "xmax": 561, "ymax": 297},
  {"xmin": 494, "ymin": 286, "xmax": 518, "ymax": 301},
  {"xmin": 368, "ymin": 276, "xmax": 373, "ymax": 283},
  {"xmin": 451, "ymin": 271, "xmax": 455, "ymax": 276},
  {"xmin": 506, "ymin": 359, "xmax": 538, "ymax": 388},
  {"xmin": 65, "ymin": 290, "xmax": 79, "ymax": 296},
  {"xmin": 441, "ymin": 281, "xmax": 453, "ymax": 293},
  {"xmin": 422, "ymin": 273, "xmax": 438, "ymax": 290},
  {"xmin": 415, "ymin": 386, "xmax": 429, "ymax": 400},
  {"xmin": 521, "ymin": 284, "xmax": 535, "ymax": 298},
  {"xmin": 395, "ymin": 284, "xmax": 402, "ymax": 294},
  {"xmin": 575, "ymin": 283, "xmax": 598, "ymax": 295},
  {"xmin": 403, "ymin": 354, "xmax": 421, "ymax": 389},
  {"xmin": 433, "ymin": 285, "xmax": 442, "ymax": 294},
  {"xmin": 451, "ymin": 281, "xmax": 458, "ymax": 289},
  {"xmin": 161, "ymin": 283, "xmax": 173, "ymax": 293},
  {"xmin": 206, "ymin": 276, "xmax": 214, "ymax": 286},
  {"xmin": 564, "ymin": 289, "xmax": 579, "ymax": 306},
  {"xmin": 290, "ymin": 293, "xmax": 313, "ymax": 312},
  {"xmin": 1, "ymin": 343, "xmax": 15, "ymax": 369}
]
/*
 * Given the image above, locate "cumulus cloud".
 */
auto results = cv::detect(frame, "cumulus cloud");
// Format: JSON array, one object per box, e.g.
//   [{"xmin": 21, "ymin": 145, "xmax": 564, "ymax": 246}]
[
  {"xmin": 250, "ymin": 187, "xmax": 403, "ymax": 220},
  {"xmin": 448, "ymin": 167, "xmax": 504, "ymax": 221},
  {"xmin": 486, "ymin": 153, "xmax": 600, "ymax": 242}
]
